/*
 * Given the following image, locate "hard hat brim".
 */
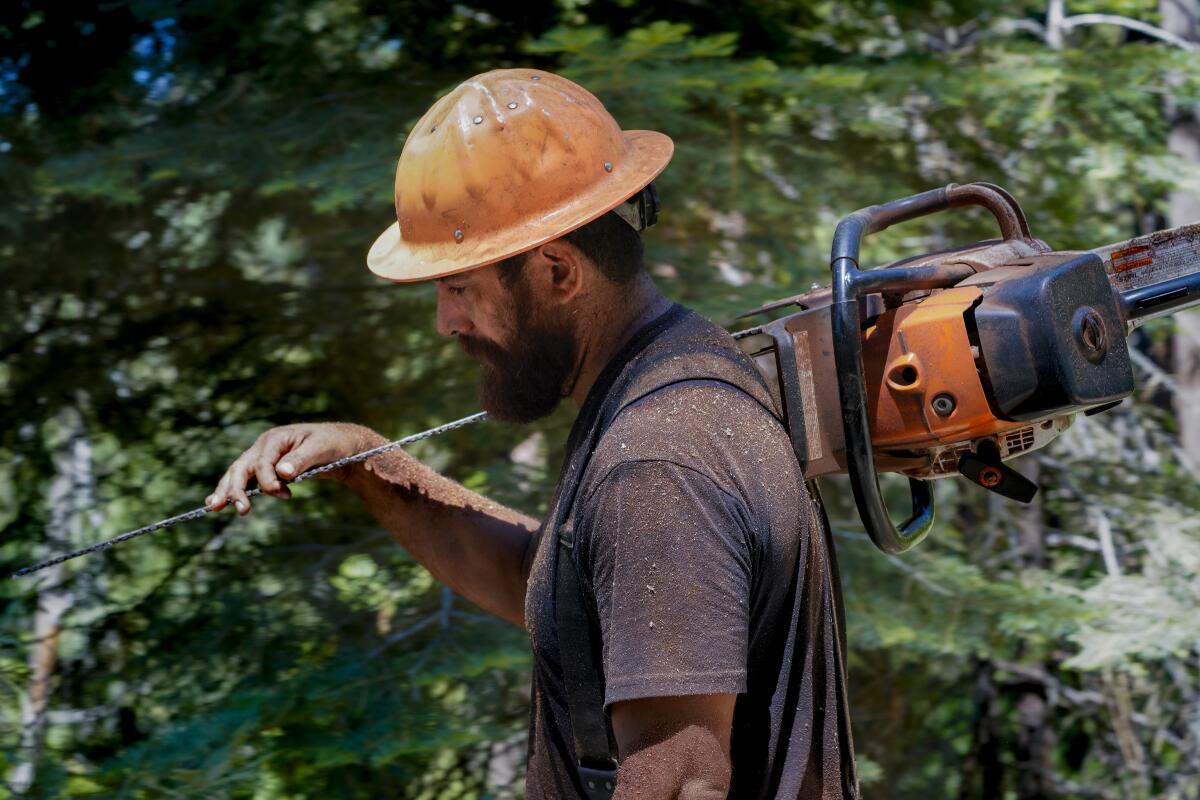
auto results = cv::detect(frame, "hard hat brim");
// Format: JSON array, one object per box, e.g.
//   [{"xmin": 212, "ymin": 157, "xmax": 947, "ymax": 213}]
[{"xmin": 366, "ymin": 130, "xmax": 674, "ymax": 284}]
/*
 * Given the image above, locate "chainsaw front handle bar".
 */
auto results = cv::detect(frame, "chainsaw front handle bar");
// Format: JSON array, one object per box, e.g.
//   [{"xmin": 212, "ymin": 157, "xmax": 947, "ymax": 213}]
[{"xmin": 829, "ymin": 183, "xmax": 1031, "ymax": 554}]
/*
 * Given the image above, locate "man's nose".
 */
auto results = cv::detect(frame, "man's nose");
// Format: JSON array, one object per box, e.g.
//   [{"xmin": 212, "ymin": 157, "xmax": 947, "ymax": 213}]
[{"xmin": 436, "ymin": 290, "xmax": 472, "ymax": 338}]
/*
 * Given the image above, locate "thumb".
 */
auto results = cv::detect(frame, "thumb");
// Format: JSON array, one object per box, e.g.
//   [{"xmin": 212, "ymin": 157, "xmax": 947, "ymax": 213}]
[{"xmin": 276, "ymin": 432, "xmax": 344, "ymax": 481}]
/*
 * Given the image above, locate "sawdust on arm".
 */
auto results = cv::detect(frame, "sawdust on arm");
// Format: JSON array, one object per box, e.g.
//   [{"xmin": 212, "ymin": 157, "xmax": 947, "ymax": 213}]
[
  {"xmin": 610, "ymin": 693, "xmax": 734, "ymax": 800},
  {"xmin": 341, "ymin": 425, "xmax": 539, "ymax": 628}
]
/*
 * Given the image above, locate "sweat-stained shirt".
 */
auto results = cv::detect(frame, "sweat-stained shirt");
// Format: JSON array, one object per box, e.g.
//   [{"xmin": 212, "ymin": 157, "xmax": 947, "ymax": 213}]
[{"xmin": 523, "ymin": 304, "xmax": 857, "ymax": 799}]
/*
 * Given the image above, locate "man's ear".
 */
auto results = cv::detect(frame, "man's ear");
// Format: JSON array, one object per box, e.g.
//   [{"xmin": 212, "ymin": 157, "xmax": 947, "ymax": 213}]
[{"xmin": 528, "ymin": 239, "xmax": 587, "ymax": 305}]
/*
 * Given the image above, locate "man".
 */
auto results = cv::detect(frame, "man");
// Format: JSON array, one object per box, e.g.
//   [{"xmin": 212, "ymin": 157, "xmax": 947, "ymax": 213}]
[{"xmin": 207, "ymin": 69, "xmax": 856, "ymax": 799}]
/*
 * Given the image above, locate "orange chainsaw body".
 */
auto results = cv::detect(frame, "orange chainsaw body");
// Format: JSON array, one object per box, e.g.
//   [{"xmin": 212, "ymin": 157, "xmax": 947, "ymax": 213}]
[{"xmin": 747, "ymin": 240, "xmax": 1075, "ymax": 481}]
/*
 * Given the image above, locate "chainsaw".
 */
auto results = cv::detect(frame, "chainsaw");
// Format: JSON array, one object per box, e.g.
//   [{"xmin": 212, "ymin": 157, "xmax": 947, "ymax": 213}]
[{"xmin": 737, "ymin": 182, "xmax": 1200, "ymax": 555}]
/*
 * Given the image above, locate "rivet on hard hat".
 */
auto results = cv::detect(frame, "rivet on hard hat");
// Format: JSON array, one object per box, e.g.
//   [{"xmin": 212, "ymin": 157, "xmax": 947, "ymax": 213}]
[{"xmin": 366, "ymin": 68, "xmax": 674, "ymax": 283}]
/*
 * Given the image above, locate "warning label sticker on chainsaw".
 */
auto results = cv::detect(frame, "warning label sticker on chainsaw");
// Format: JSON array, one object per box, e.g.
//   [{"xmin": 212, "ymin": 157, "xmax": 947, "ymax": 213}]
[
  {"xmin": 1095, "ymin": 223, "xmax": 1200, "ymax": 293},
  {"xmin": 793, "ymin": 330, "xmax": 824, "ymax": 463}
]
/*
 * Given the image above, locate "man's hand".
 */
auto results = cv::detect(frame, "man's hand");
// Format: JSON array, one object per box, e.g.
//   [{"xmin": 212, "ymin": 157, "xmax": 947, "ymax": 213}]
[
  {"xmin": 207, "ymin": 421, "xmax": 538, "ymax": 627},
  {"xmin": 611, "ymin": 694, "xmax": 735, "ymax": 799},
  {"xmin": 207, "ymin": 422, "xmax": 376, "ymax": 515}
]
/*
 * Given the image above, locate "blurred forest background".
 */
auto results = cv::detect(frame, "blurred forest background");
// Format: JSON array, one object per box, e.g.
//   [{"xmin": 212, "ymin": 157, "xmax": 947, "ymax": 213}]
[{"xmin": 2, "ymin": 0, "xmax": 1200, "ymax": 797}]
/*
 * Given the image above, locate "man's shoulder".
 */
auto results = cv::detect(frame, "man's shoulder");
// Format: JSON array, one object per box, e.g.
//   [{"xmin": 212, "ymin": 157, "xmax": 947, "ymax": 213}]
[
  {"xmin": 615, "ymin": 305, "xmax": 779, "ymax": 418},
  {"xmin": 585, "ymin": 378, "xmax": 795, "ymax": 496},
  {"xmin": 631, "ymin": 305, "xmax": 747, "ymax": 374}
]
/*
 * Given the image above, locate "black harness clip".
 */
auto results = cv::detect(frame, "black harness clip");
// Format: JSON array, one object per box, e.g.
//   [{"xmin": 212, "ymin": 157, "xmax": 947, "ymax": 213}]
[{"xmin": 576, "ymin": 760, "xmax": 618, "ymax": 799}]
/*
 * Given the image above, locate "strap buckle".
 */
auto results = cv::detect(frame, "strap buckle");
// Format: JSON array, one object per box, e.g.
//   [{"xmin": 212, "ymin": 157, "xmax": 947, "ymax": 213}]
[{"xmin": 576, "ymin": 760, "xmax": 618, "ymax": 799}]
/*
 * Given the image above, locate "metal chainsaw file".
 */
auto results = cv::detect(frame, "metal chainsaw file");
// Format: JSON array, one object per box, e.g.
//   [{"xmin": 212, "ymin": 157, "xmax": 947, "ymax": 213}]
[{"xmin": 741, "ymin": 182, "xmax": 1200, "ymax": 554}]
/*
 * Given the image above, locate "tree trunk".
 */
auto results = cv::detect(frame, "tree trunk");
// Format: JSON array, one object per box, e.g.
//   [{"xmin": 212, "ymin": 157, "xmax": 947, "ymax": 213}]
[
  {"xmin": 1163, "ymin": 1, "xmax": 1200, "ymax": 461},
  {"xmin": 959, "ymin": 660, "xmax": 1004, "ymax": 800},
  {"xmin": 1013, "ymin": 689, "xmax": 1051, "ymax": 800},
  {"xmin": 8, "ymin": 406, "xmax": 93, "ymax": 794},
  {"xmin": 1012, "ymin": 462, "xmax": 1053, "ymax": 799}
]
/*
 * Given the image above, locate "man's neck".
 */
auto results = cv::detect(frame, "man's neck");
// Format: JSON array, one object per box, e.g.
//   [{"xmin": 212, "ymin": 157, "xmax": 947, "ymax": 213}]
[{"xmin": 567, "ymin": 276, "xmax": 672, "ymax": 409}]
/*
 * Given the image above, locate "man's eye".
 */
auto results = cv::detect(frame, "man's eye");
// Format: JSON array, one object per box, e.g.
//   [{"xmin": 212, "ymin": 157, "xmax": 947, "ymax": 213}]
[{"xmin": 447, "ymin": 285, "xmax": 466, "ymax": 295}]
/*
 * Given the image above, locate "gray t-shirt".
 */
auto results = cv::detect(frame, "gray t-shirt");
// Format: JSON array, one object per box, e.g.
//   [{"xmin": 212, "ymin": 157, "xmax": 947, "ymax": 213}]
[{"xmin": 523, "ymin": 307, "xmax": 856, "ymax": 799}]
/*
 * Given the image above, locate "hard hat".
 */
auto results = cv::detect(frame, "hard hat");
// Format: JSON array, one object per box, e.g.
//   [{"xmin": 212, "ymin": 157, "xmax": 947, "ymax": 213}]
[{"xmin": 366, "ymin": 69, "xmax": 674, "ymax": 283}]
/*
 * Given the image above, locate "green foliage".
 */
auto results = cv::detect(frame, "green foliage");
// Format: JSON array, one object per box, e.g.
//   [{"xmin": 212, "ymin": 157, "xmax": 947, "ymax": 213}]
[
  {"xmin": 1066, "ymin": 509, "xmax": 1200, "ymax": 671},
  {"xmin": 2, "ymin": 0, "xmax": 1199, "ymax": 797}
]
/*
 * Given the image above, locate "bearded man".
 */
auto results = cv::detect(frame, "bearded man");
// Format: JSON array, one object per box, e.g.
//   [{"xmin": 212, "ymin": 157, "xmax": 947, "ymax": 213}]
[{"xmin": 208, "ymin": 69, "xmax": 857, "ymax": 799}]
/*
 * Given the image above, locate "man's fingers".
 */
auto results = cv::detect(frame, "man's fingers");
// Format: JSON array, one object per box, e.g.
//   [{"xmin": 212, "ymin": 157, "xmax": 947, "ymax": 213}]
[
  {"xmin": 253, "ymin": 432, "xmax": 297, "ymax": 488},
  {"xmin": 207, "ymin": 467, "xmax": 237, "ymax": 511},
  {"xmin": 222, "ymin": 462, "xmax": 252, "ymax": 515},
  {"xmin": 252, "ymin": 455, "xmax": 287, "ymax": 498},
  {"xmin": 229, "ymin": 484, "xmax": 251, "ymax": 515}
]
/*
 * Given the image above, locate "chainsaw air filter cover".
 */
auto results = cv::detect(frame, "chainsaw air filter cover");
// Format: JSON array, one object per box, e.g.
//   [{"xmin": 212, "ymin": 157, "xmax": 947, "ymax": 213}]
[{"xmin": 968, "ymin": 251, "xmax": 1134, "ymax": 421}]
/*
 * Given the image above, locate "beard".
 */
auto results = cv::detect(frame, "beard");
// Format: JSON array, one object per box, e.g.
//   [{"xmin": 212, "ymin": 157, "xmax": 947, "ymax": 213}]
[{"xmin": 457, "ymin": 279, "xmax": 577, "ymax": 424}]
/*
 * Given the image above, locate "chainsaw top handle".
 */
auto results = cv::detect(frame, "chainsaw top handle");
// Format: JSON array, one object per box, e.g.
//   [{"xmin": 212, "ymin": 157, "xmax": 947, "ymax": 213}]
[{"xmin": 829, "ymin": 183, "xmax": 1032, "ymax": 554}]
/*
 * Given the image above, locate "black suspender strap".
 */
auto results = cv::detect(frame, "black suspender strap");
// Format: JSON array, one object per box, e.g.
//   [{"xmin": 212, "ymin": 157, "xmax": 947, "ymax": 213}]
[{"xmin": 555, "ymin": 519, "xmax": 619, "ymax": 798}]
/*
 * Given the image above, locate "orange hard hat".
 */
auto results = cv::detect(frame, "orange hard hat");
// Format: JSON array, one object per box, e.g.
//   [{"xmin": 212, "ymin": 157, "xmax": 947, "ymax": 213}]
[{"xmin": 366, "ymin": 69, "xmax": 674, "ymax": 283}]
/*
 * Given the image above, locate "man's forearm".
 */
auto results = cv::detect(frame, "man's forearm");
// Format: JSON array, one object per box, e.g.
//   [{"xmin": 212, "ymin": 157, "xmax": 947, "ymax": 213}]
[
  {"xmin": 343, "ymin": 426, "xmax": 539, "ymax": 627},
  {"xmin": 613, "ymin": 724, "xmax": 731, "ymax": 800}
]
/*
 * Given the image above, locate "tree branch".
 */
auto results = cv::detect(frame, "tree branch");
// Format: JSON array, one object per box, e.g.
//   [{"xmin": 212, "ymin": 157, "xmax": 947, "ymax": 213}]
[
  {"xmin": 985, "ymin": 18, "xmax": 1048, "ymax": 43},
  {"xmin": 982, "ymin": 8, "xmax": 1199, "ymax": 51},
  {"xmin": 1062, "ymin": 13, "xmax": 1200, "ymax": 50}
]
